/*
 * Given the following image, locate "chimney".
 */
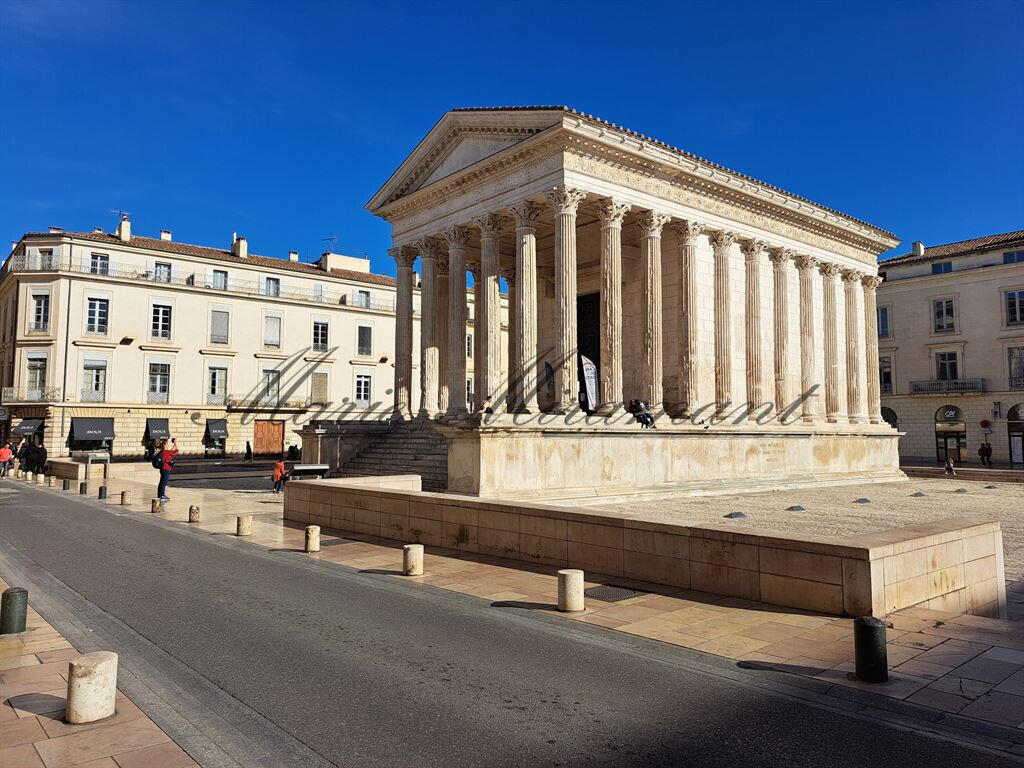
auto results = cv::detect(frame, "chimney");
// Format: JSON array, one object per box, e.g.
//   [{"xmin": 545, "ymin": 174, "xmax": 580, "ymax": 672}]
[
  {"xmin": 288, "ymin": 250, "xmax": 299, "ymax": 262},
  {"xmin": 232, "ymin": 235, "xmax": 248, "ymax": 259},
  {"xmin": 912, "ymin": 241, "xmax": 925, "ymax": 257},
  {"xmin": 48, "ymin": 226, "xmax": 63, "ymax": 234},
  {"xmin": 160, "ymin": 229, "xmax": 172, "ymax": 241},
  {"xmin": 93, "ymin": 227, "xmax": 104, "ymax": 233},
  {"xmin": 116, "ymin": 215, "xmax": 131, "ymax": 242}
]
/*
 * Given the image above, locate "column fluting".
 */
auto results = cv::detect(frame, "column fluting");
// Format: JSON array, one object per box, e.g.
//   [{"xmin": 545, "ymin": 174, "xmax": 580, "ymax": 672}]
[
  {"xmin": 795, "ymin": 255, "xmax": 820, "ymax": 423},
  {"xmin": 389, "ymin": 246, "xmax": 415, "ymax": 420},
  {"xmin": 820, "ymin": 262, "xmax": 842, "ymax": 423},
  {"xmin": 638, "ymin": 210, "xmax": 670, "ymax": 412},
  {"xmin": 469, "ymin": 261, "xmax": 483, "ymax": 410},
  {"xmin": 546, "ymin": 185, "xmax": 587, "ymax": 413},
  {"xmin": 742, "ymin": 239, "xmax": 766, "ymax": 419},
  {"xmin": 509, "ymin": 200, "xmax": 542, "ymax": 413},
  {"xmin": 443, "ymin": 226, "xmax": 470, "ymax": 417},
  {"xmin": 671, "ymin": 220, "xmax": 702, "ymax": 418},
  {"xmin": 769, "ymin": 249, "xmax": 794, "ymax": 420},
  {"xmin": 710, "ymin": 230, "xmax": 737, "ymax": 415},
  {"xmin": 596, "ymin": 200, "xmax": 630, "ymax": 414},
  {"xmin": 436, "ymin": 254, "xmax": 450, "ymax": 414},
  {"xmin": 862, "ymin": 275, "xmax": 884, "ymax": 424},
  {"xmin": 474, "ymin": 213, "xmax": 503, "ymax": 413},
  {"xmin": 417, "ymin": 239, "xmax": 442, "ymax": 417},
  {"xmin": 501, "ymin": 264, "xmax": 518, "ymax": 413},
  {"xmin": 842, "ymin": 269, "xmax": 864, "ymax": 424}
]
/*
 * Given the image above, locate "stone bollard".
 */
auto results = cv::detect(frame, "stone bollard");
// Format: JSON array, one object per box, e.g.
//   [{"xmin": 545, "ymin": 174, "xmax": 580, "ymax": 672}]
[
  {"xmin": 79, "ymin": 481, "xmax": 88, "ymax": 495},
  {"xmin": 24, "ymin": 471, "xmax": 32, "ymax": 483},
  {"xmin": 236, "ymin": 514, "xmax": 252, "ymax": 536},
  {"xmin": 402, "ymin": 544, "xmax": 424, "ymax": 576},
  {"xmin": 46, "ymin": 475, "xmax": 55, "ymax": 487},
  {"xmin": 35, "ymin": 473, "xmax": 44, "ymax": 485},
  {"xmin": 854, "ymin": 616, "xmax": 888, "ymax": 684},
  {"xmin": 65, "ymin": 652, "xmax": 117, "ymax": 724},
  {"xmin": 188, "ymin": 505, "xmax": 200, "ymax": 523},
  {"xmin": 557, "ymin": 569, "xmax": 585, "ymax": 612},
  {"xmin": 98, "ymin": 486, "xmax": 108, "ymax": 500},
  {"xmin": 13, "ymin": 469, "xmax": 20, "ymax": 479},
  {"xmin": 120, "ymin": 490, "xmax": 131, "ymax": 506},
  {"xmin": 150, "ymin": 499, "xmax": 162, "ymax": 514},
  {"xmin": 0, "ymin": 587, "xmax": 28, "ymax": 635},
  {"xmin": 305, "ymin": 525, "xmax": 321, "ymax": 553},
  {"xmin": 62, "ymin": 479, "xmax": 72, "ymax": 491}
]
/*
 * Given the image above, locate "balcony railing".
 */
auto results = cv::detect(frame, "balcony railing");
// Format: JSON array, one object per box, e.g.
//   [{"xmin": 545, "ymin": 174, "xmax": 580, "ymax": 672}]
[
  {"xmin": 209, "ymin": 334, "xmax": 229, "ymax": 345},
  {"xmin": 147, "ymin": 391, "xmax": 169, "ymax": 404},
  {"xmin": 1011, "ymin": 376, "xmax": 1024, "ymax": 390},
  {"xmin": 28, "ymin": 321, "xmax": 49, "ymax": 333},
  {"xmin": 226, "ymin": 394, "xmax": 310, "ymax": 410},
  {"xmin": 207, "ymin": 393, "xmax": 227, "ymax": 405},
  {"xmin": 2, "ymin": 255, "xmax": 397, "ymax": 312},
  {"xmin": 2, "ymin": 386, "xmax": 62, "ymax": 402},
  {"xmin": 909, "ymin": 378, "xmax": 985, "ymax": 394},
  {"xmin": 880, "ymin": 382, "xmax": 893, "ymax": 395},
  {"xmin": 80, "ymin": 389, "xmax": 106, "ymax": 403}
]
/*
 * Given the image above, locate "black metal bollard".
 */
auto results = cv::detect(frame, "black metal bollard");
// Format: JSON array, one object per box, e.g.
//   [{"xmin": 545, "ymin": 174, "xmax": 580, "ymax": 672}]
[
  {"xmin": 62, "ymin": 479, "xmax": 72, "ymax": 491},
  {"xmin": 0, "ymin": 587, "xmax": 28, "ymax": 635},
  {"xmin": 854, "ymin": 616, "xmax": 888, "ymax": 684},
  {"xmin": 79, "ymin": 481, "xmax": 89, "ymax": 495},
  {"xmin": 98, "ymin": 486, "xmax": 108, "ymax": 500}
]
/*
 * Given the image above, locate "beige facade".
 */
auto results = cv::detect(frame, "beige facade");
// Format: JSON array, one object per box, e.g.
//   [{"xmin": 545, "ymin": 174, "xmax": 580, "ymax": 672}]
[
  {"xmin": 0, "ymin": 217, "xmax": 501, "ymax": 457},
  {"xmin": 361, "ymin": 106, "xmax": 904, "ymax": 498},
  {"xmin": 877, "ymin": 231, "xmax": 1024, "ymax": 466}
]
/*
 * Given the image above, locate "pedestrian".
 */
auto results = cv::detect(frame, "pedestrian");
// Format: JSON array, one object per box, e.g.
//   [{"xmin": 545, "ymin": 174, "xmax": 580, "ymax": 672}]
[
  {"xmin": 982, "ymin": 442, "xmax": 993, "ymax": 467},
  {"xmin": 977, "ymin": 443, "xmax": 988, "ymax": 467},
  {"xmin": 24, "ymin": 442, "xmax": 39, "ymax": 475},
  {"xmin": 34, "ymin": 443, "xmax": 47, "ymax": 475},
  {"xmin": 244, "ymin": 441, "xmax": 253, "ymax": 463},
  {"xmin": 944, "ymin": 456, "xmax": 957, "ymax": 476},
  {"xmin": 0, "ymin": 443, "xmax": 11, "ymax": 478},
  {"xmin": 155, "ymin": 437, "xmax": 178, "ymax": 502},
  {"xmin": 16, "ymin": 440, "xmax": 28, "ymax": 472},
  {"xmin": 272, "ymin": 458, "xmax": 287, "ymax": 493}
]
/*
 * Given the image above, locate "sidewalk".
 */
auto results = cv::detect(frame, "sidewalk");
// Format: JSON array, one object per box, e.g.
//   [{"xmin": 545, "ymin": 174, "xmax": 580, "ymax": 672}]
[{"xmin": 0, "ymin": 577, "xmax": 197, "ymax": 768}]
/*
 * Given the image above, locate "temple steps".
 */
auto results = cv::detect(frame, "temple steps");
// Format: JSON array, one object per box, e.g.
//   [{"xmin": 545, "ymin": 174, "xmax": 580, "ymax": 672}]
[{"xmin": 334, "ymin": 423, "xmax": 448, "ymax": 491}]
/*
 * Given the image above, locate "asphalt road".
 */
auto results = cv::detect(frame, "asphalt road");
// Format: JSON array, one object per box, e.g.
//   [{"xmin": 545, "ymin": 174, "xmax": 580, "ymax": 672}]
[{"xmin": 0, "ymin": 482, "xmax": 1014, "ymax": 767}]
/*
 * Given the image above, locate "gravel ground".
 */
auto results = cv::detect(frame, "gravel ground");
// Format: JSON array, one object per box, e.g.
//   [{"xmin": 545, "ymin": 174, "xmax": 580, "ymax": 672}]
[{"xmin": 597, "ymin": 478, "xmax": 1024, "ymax": 580}]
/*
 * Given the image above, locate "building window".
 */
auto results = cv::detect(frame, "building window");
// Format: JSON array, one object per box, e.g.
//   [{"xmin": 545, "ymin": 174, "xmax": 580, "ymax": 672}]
[
  {"xmin": 264, "ymin": 315, "xmax": 281, "ymax": 348},
  {"xmin": 210, "ymin": 310, "xmax": 229, "ymax": 344},
  {"xmin": 31, "ymin": 294, "xmax": 50, "ymax": 333},
  {"xmin": 310, "ymin": 371, "xmax": 328, "ymax": 404},
  {"xmin": 355, "ymin": 290, "xmax": 371, "ymax": 308},
  {"xmin": 931, "ymin": 261, "xmax": 952, "ymax": 274},
  {"xmin": 312, "ymin": 321, "xmax": 329, "ymax": 351},
  {"xmin": 208, "ymin": 366, "xmax": 227, "ymax": 405},
  {"xmin": 936, "ymin": 352, "xmax": 959, "ymax": 381},
  {"xmin": 879, "ymin": 356, "xmax": 893, "ymax": 394},
  {"xmin": 151, "ymin": 304, "xmax": 172, "ymax": 340},
  {"xmin": 81, "ymin": 361, "xmax": 107, "ymax": 402},
  {"xmin": 1010, "ymin": 347, "xmax": 1024, "ymax": 390},
  {"xmin": 212, "ymin": 269, "xmax": 228, "ymax": 290},
  {"xmin": 89, "ymin": 253, "xmax": 109, "ymax": 275},
  {"xmin": 467, "ymin": 333, "xmax": 473, "ymax": 358},
  {"xmin": 153, "ymin": 262, "xmax": 172, "ymax": 283},
  {"xmin": 26, "ymin": 358, "xmax": 47, "ymax": 398},
  {"xmin": 314, "ymin": 283, "xmax": 326, "ymax": 303},
  {"xmin": 1004, "ymin": 251, "xmax": 1024, "ymax": 264},
  {"xmin": 357, "ymin": 325, "xmax": 372, "ymax": 356},
  {"xmin": 1007, "ymin": 290, "xmax": 1024, "ymax": 326},
  {"xmin": 260, "ymin": 369, "xmax": 280, "ymax": 405},
  {"xmin": 263, "ymin": 277, "xmax": 280, "ymax": 297},
  {"xmin": 355, "ymin": 374, "xmax": 371, "ymax": 407},
  {"xmin": 877, "ymin": 307, "xmax": 890, "ymax": 339},
  {"xmin": 148, "ymin": 363, "xmax": 170, "ymax": 403},
  {"xmin": 466, "ymin": 377, "xmax": 473, "ymax": 409},
  {"xmin": 933, "ymin": 298, "xmax": 955, "ymax": 332},
  {"xmin": 86, "ymin": 298, "xmax": 109, "ymax": 334}
]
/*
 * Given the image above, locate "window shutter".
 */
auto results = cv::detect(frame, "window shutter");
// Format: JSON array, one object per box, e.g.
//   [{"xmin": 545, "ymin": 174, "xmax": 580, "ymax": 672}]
[
  {"xmin": 211, "ymin": 310, "xmax": 229, "ymax": 342},
  {"xmin": 311, "ymin": 372, "xmax": 328, "ymax": 403},
  {"xmin": 264, "ymin": 316, "xmax": 281, "ymax": 346}
]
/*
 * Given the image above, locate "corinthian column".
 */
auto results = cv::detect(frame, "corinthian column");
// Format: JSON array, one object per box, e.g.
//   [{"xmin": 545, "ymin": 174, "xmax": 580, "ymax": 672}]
[
  {"xmin": 819, "ymin": 262, "xmax": 842, "ymax": 423},
  {"xmin": 795, "ymin": 255, "xmax": 819, "ymax": 423},
  {"xmin": 769, "ymin": 249, "xmax": 794, "ymax": 419},
  {"xmin": 468, "ymin": 261, "xmax": 483, "ymax": 409},
  {"xmin": 637, "ymin": 210, "xmax": 670, "ymax": 411},
  {"xmin": 436, "ymin": 253, "xmax": 450, "ymax": 414},
  {"xmin": 709, "ymin": 230, "xmax": 737, "ymax": 415},
  {"xmin": 509, "ymin": 200, "xmax": 542, "ymax": 413},
  {"xmin": 444, "ymin": 226, "xmax": 470, "ymax": 417},
  {"xmin": 389, "ymin": 246, "xmax": 415, "ymax": 420},
  {"xmin": 862, "ymin": 275, "xmax": 884, "ymax": 424},
  {"xmin": 546, "ymin": 185, "xmax": 587, "ymax": 413},
  {"xmin": 842, "ymin": 270, "xmax": 864, "ymax": 424},
  {"xmin": 741, "ymin": 239, "xmax": 766, "ymax": 419},
  {"xmin": 596, "ymin": 200, "xmax": 630, "ymax": 414},
  {"xmin": 474, "ymin": 213, "xmax": 503, "ymax": 413},
  {"xmin": 671, "ymin": 220, "xmax": 702, "ymax": 417},
  {"xmin": 501, "ymin": 264, "xmax": 518, "ymax": 413},
  {"xmin": 417, "ymin": 239, "xmax": 442, "ymax": 418}
]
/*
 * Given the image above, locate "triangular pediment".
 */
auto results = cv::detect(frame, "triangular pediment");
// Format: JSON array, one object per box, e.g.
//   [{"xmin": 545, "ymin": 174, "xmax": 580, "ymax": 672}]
[{"xmin": 366, "ymin": 108, "xmax": 567, "ymax": 212}]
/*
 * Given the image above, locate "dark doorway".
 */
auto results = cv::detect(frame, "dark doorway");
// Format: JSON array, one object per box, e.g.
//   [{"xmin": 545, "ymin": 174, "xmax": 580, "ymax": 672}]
[{"xmin": 577, "ymin": 292, "xmax": 600, "ymax": 412}]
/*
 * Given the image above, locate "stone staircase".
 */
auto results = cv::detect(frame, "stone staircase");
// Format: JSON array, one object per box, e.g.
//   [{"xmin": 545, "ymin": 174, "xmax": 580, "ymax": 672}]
[{"xmin": 335, "ymin": 422, "xmax": 449, "ymax": 491}]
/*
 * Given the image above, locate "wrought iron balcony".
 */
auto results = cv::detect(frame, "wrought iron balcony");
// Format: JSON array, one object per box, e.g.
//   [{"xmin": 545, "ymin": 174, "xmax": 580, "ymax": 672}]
[
  {"xmin": 2, "ymin": 386, "xmax": 62, "ymax": 402},
  {"xmin": 147, "ymin": 391, "xmax": 170, "ymax": 404},
  {"xmin": 80, "ymin": 389, "xmax": 106, "ymax": 403},
  {"xmin": 909, "ymin": 378, "xmax": 985, "ymax": 395},
  {"xmin": 226, "ymin": 394, "xmax": 310, "ymax": 410},
  {"xmin": 207, "ymin": 393, "xmax": 227, "ymax": 405},
  {"xmin": 28, "ymin": 321, "xmax": 49, "ymax": 333}
]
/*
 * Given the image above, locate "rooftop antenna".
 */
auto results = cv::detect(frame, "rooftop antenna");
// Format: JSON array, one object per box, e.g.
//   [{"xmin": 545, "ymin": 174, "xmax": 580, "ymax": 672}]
[
  {"xmin": 109, "ymin": 209, "xmax": 133, "ymax": 220},
  {"xmin": 322, "ymin": 235, "xmax": 338, "ymax": 253}
]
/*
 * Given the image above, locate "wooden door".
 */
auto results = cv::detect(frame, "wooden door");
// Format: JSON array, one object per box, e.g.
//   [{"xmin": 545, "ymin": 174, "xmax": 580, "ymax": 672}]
[{"xmin": 253, "ymin": 420, "xmax": 284, "ymax": 455}]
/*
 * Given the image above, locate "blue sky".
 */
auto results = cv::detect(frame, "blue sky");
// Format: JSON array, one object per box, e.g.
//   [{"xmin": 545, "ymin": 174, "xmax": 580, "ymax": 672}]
[{"xmin": 1, "ymin": 0, "xmax": 1021, "ymax": 274}]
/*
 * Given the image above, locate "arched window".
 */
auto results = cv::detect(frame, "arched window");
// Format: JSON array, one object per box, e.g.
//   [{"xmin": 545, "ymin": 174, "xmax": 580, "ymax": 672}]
[
  {"xmin": 881, "ymin": 407, "xmax": 898, "ymax": 429},
  {"xmin": 935, "ymin": 405, "xmax": 963, "ymax": 425},
  {"xmin": 1009, "ymin": 404, "xmax": 1024, "ymax": 423}
]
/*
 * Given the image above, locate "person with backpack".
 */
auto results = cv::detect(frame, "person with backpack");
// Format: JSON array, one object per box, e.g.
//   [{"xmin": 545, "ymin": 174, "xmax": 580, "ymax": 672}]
[
  {"xmin": 154, "ymin": 437, "xmax": 178, "ymax": 501},
  {"xmin": 272, "ymin": 458, "xmax": 287, "ymax": 493}
]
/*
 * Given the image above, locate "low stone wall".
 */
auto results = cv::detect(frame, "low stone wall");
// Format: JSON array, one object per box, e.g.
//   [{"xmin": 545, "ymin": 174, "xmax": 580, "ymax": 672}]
[
  {"xmin": 46, "ymin": 459, "xmax": 154, "ymax": 481},
  {"xmin": 284, "ymin": 477, "xmax": 1006, "ymax": 619}
]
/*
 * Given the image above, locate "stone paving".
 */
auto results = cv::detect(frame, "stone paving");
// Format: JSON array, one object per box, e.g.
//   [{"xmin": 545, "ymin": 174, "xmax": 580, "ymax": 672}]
[
  {"xmin": 79, "ymin": 473, "xmax": 1024, "ymax": 742},
  {"xmin": 0, "ymin": 578, "xmax": 198, "ymax": 768}
]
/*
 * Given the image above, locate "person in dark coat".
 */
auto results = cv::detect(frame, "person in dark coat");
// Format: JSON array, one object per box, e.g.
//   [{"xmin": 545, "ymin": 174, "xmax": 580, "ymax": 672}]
[
  {"xmin": 16, "ymin": 441, "xmax": 29, "ymax": 471},
  {"xmin": 34, "ymin": 444, "xmax": 47, "ymax": 475}
]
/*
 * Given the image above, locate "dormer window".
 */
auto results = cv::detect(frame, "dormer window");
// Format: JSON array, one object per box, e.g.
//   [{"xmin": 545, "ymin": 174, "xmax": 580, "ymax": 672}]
[
  {"xmin": 263, "ymin": 277, "xmax": 281, "ymax": 297},
  {"xmin": 931, "ymin": 261, "xmax": 952, "ymax": 275}
]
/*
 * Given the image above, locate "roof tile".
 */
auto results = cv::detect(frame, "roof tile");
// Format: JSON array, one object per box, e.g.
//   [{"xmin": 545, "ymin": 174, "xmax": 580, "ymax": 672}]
[{"xmin": 882, "ymin": 230, "xmax": 1024, "ymax": 266}]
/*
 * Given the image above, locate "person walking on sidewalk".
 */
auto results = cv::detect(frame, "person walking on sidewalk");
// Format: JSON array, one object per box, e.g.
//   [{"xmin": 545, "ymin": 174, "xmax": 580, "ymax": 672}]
[
  {"xmin": 982, "ymin": 442, "xmax": 994, "ymax": 467},
  {"xmin": 244, "ymin": 441, "xmax": 253, "ymax": 463},
  {"xmin": 272, "ymin": 459, "xmax": 287, "ymax": 493},
  {"xmin": 156, "ymin": 438, "xmax": 179, "ymax": 501},
  {"xmin": 0, "ymin": 443, "xmax": 12, "ymax": 478}
]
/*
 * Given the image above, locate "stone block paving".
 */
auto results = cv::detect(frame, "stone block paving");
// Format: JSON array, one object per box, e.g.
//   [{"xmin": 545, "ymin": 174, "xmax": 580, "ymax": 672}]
[
  {"xmin": 52, "ymin": 475, "xmax": 1024, "ymax": 747},
  {"xmin": 0, "ymin": 578, "xmax": 197, "ymax": 768}
]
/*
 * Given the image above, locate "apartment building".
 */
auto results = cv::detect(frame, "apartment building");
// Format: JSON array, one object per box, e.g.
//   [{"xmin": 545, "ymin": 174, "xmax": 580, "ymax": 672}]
[
  {"xmin": 0, "ymin": 216, "xmax": 458, "ymax": 457},
  {"xmin": 877, "ymin": 230, "xmax": 1024, "ymax": 465}
]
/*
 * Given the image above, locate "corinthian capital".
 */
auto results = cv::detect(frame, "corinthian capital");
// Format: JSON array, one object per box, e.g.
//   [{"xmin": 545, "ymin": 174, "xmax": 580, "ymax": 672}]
[
  {"xmin": 818, "ymin": 261, "xmax": 842, "ymax": 279},
  {"xmin": 595, "ymin": 199, "xmax": 631, "ymax": 228},
  {"xmin": 443, "ymin": 225, "xmax": 471, "ymax": 250},
  {"xmin": 861, "ymin": 274, "xmax": 884, "ymax": 291},
  {"xmin": 545, "ymin": 185, "xmax": 587, "ymax": 215},
  {"xmin": 741, "ymin": 239, "xmax": 767, "ymax": 261},
  {"xmin": 636, "ymin": 210, "xmax": 670, "ymax": 238},
  {"xmin": 794, "ymin": 253, "xmax": 817, "ymax": 272},
  {"xmin": 769, "ymin": 248, "xmax": 795, "ymax": 267},
  {"xmin": 670, "ymin": 219, "xmax": 703, "ymax": 244},
  {"xmin": 508, "ymin": 200, "xmax": 543, "ymax": 229},
  {"xmin": 474, "ymin": 213, "xmax": 504, "ymax": 239},
  {"xmin": 388, "ymin": 246, "xmax": 416, "ymax": 270},
  {"xmin": 841, "ymin": 268, "xmax": 863, "ymax": 284},
  {"xmin": 416, "ymin": 238, "xmax": 444, "ymax": 262},
  {"xmin": 708, "ymin": 229, "xmax": 737, "ymax": 252}
]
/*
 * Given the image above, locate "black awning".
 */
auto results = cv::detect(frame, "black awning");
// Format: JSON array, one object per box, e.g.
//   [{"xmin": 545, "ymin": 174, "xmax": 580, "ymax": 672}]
[
  {"xmin": 205, "ymin": 419, "xmax": 228, "ymax": 439},
  {"xmin": 69, "ymin": 417, "xmax": 115, "ymax": 441},
  {"xmin": 145, "ymin": 418, "xmax": 170, "ymax": 440},
  {"xmin": 12, "ymin": 419, "xmax": 43, "ymax": 436}
]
